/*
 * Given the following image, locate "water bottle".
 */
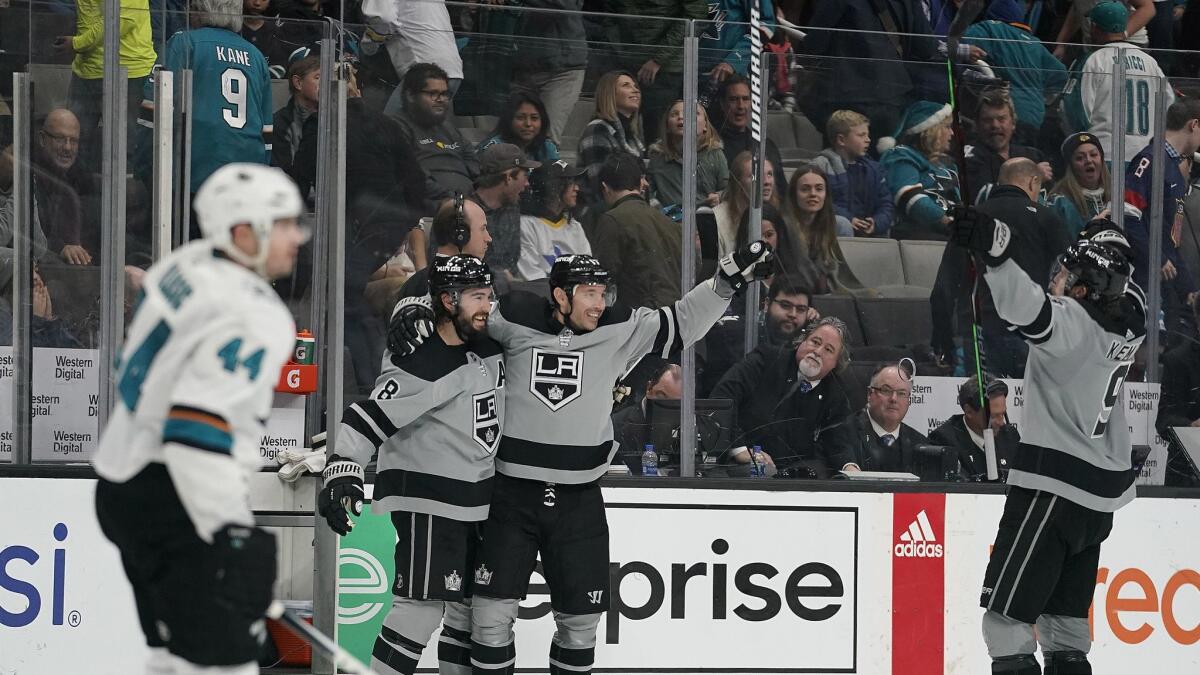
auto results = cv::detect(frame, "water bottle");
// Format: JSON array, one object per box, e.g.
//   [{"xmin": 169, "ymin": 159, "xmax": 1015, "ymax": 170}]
[
  {"xmin": 641, "ymin": 444, "xmax": 659, "ymax": 477},
  {"xmin": 750, "ymin": 445, "xmax": 767, "ymax": 478}
]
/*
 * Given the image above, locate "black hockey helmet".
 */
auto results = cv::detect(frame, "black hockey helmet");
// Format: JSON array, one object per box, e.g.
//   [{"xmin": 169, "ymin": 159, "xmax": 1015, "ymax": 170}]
[
  {"xmin": 430, "ymin": 254, "xmax": 493, "ymax": 297},
  {"xmin": 1059, "ymin": 239, "xmax": 1131, "ymax": 303},
  {"xmin": 549, "ymin": 254, "xmax": 610, "ymax": 290},
  {"xmin": 1079, "ymin": 217, "xmax": 1133, "ymax": 261}
]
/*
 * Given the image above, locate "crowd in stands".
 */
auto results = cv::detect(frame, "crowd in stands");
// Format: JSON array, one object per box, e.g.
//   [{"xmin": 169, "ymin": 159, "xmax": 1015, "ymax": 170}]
[{"xmin": 5, "ymin": 0, "xmax": 1200, "ymax": 484}]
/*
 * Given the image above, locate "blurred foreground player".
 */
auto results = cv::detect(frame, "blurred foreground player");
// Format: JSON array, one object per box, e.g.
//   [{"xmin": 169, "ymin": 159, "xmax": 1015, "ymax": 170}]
[
  {"xmin": 319, "ymin": 255, "xmax": 505, "ymax": 675},
  {"xmin": 94, "ymin": 164, "xmax": 308, "ymax": 674},
  {"xmin": 953, "ymin": 210, "xmax": 1146, "ymax": 674}
]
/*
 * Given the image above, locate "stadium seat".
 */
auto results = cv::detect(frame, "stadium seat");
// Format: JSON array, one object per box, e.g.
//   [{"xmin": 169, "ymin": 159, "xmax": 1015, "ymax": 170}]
[
  {"xmin": 562, "ymin": 99, "xmax": 595, "ymax": 141},
  {"xmin": 271, "ymin": 79, "xmax": 291, "ymax": 113},
  {"xmin": 766, "ymin": 111, "xmax": 797, "ymax": 150},
  {"xmin": 899, "ymin": 240, "xmax": 947, "ymax": 289},
  {"xmin": 28, "ymin": 64, "xmax": 71, "ymax": 119},
  {"xmin": 855, "ymin": 296, "xmax": 933, "ymax": 347},
  {"xmin": 838, "ymin": 237, "xmax": 905, "ymax": 288},
  {"xmin": 873, "ymin": 284, "xmax": 931, "ymax": 299},
  {"xmin": 809, "ymin": 294, "xmax": 865, "ymax": 347},
  {"xmin": 791, "ymin": 114, "xmax": 824, "ymax": 156}
]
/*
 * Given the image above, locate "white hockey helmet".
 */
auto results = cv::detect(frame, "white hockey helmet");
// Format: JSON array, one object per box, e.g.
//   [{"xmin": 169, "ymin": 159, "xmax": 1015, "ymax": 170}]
[{"xmin": 193, "ymin": 163, "xmax": 304, "ymax": 277}]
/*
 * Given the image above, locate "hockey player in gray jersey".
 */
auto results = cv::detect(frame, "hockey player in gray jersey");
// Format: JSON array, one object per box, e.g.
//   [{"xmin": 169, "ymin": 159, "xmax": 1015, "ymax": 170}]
[
  {"xmin": 93, "ymin": 164, "xmax": 308, "ymax": 675},
  {"xmin": 389, "ymin": 244, "xmax": 773, "ymax": 674},
  {"xmin": 319, "ymin": 255, "xmax": 505, "ymax": 675},
  {"xmin": 952, "ymin": 209, "xmax": 1147, "ymax": 675}
]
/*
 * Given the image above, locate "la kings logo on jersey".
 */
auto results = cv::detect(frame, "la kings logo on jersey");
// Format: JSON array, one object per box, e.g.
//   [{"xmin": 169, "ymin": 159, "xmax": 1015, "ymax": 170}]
[
  {"xmin": 530, "ymin": 348, "xmax": 583, "ymax": 411},
  {"xmin": 473, "ymin": 391, "xmax": 500, "ymax": 453}
]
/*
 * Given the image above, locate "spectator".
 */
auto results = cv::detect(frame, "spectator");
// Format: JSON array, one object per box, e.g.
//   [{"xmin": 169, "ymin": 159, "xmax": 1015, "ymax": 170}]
[
  {"xmin": 399, "ymin": 197, "xmax": 493, "ymax": 299},
  {"xmin": 478, "ymin": 92, "xmax": 560, "ymax": 164},
  {"xmin": 241, "ymin": 0, "xmax": 291, "ymax": 75},
  {"xmin": 714, "ymin": 75, "xmax": 783, "ymax": 174},
  {"xmin": 0, "ymin": 144, "xmax": 49, "ymax": 259},
  {"xmin": 473, "ymin": 143, "xmax": 540, "ymax": 281},
  {"xmin": 879, "ymin": 100, "xmax": 960, "ymax": 240},
  {"xmin": 1123, "ymin": 99, "xmax": 1200, "ymax": 344},
  {"xmin": 1055, "ymin": 0, "xmax": 1154, "ymax": 56},
  {"xmin": 1061, "ymin": 1, "xmax": 1173, "ymax": 166},
  {"xmin": 390, "ymin": 62, "xmax": 480, "ymax": 213},
  {"xmin": 366, "ymin": 0, "xmax": 464, "ymax": 113},
  {"xmin": 34, "ymin": 109, "xmax": 100, "ymax": 266},
  {"xmin": 715, "ymin": 151, "xmax": 778, "ymax": 257},
  {"xmin": 1047, "ymin": 131, "xmax": 1111, "ymax": 238},
  {"xmin": 56, "ymin": 0, "xmax": 156, "ymax": 173},
  {"xmin": 735, "ymin": 201, "xmax": 823, "ymax": 292},
  {"xmin": 962, "ymin": 1, "xmax": 1067, "ymax": 144},
  {"xmin": 518, "ymin": 159, "xmax": 591, "ymax": 281},
  {"xmin": 929, "ymin": 374, "xmax": 1018, "ymax": 482},
  {"xmin": 712, "ymin": 316, "xmax": 859, "ymax": 478},
  {"xmin": 612, "ymin": 363, "xmax": 683, "ymax": 474},
  {"xmin": 783, "ymin": 166, "xmax": 865, "ymax": 294},
  {"xmin": 141, "ymin": 0, "xmax": 272, "ymax": 211},
  {"xmin": 811, "ymin": 110, "xmax": 894, "ymax": 238},
  {"xmin": 590, "ymin": 152, "xmax": 682, "ymax": 308},
  {"xmin": 647, "ymin": 100, "xmax": 728, "ymax": 209},
  {"xmin": 578, "ymin": 71, "xmax": 646, "ymax": 208},
  {"xmin": 847, "ymin": 365, "xmax": 943, "ymax": 480},
  {"xmin": 801, "ymin": 0, "xmax": 945, "ymax": 142},
  {"xmin": 512, "ymin": 0, "xmax": 588, "ymax": 145},
  {"xmin": 1155, "ymin": 301, "xmax": 1200, "ymax": 486},
  {"xmin": 608, "ymin": 0, "xmax": 709, "ymax": 144},
  {"xmin": 273, "ymin": 52, "xmax": 320, "ymax": 191},
  {"xmin": 965, "ymin": 91, "xmax": 1052, "ymax": 205},
  {"xmin": 0, "ymin": 254, "xmax": 84, "ymax": 349},
  {"xmin": 931, "ymin": 158, "xmax": 1070, "ymax": 375},
  {"xmin": 698, "ymin": 0, "xmax": 777, "ymax": 83}
]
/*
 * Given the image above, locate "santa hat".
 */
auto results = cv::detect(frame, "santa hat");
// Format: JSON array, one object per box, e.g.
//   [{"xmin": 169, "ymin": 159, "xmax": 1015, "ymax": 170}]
[{"xmin": 876, "ymin": 101, "xmax": 953, "ymax": 154}]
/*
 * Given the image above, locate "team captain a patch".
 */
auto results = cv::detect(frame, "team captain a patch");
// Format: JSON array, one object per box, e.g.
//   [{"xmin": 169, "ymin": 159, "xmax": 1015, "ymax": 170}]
[
  {"xmin": 530, "ymin": 348, "xmax": 583, "ymax": 411},
  {"xmin": 473, "ymin": 391, "xmax": 501, "ymax": 453}
]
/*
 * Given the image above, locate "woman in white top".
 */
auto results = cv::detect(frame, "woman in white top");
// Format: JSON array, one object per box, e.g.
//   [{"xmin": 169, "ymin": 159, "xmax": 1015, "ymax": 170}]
[{"xmin": 517, "ymin": 159, "xmax": 593, "ymax": 281}]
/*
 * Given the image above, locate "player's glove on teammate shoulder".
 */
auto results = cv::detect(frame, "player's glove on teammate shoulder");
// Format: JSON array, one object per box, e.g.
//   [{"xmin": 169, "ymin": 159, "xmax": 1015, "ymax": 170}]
[
  {"xmin": 211, "ymin": 524, "xmax": 277, "ymax": 618},
  {"xmin": 950, "ymin": 205, "xmax": 1012, "ymax": 266},
  {"xmin": 387, "ymin": 295, "xmax": 435, "ymax": 358},
  {"xmin": 318, "ymin": 455, "xmax": 365, "ymax": 536},
  {"xmin": 718, "ymin": 240, "xmax": 775, "ymax": 292}
]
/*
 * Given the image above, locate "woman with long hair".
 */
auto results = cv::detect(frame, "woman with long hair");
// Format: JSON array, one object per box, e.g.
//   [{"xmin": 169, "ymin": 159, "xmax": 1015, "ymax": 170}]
[
  {"xmin": 879, "ymin": 100, "xmax": 961, "ymax": 240},
  {"xmin": 734, "ymin": 201, "xmax": 825, "ymax": 293},
  {"xmin": 1048, "ymin": 131, "xmax": 1110, "ymax": 239},
  {"xmin": 479, "ymin": 91, "xmax": 560, "ymax": 163},
  {"xmin": 783, "ymin": 166, "xmax": 864, "ymax": 294},
  {"xmin": 646, "ymin": 100, "xmax": 728, "ymax": 208},
  {"xmin": 714, "ymin": 150, "xmax": 779, "ymax": 258},
  {"xmin": 577, "ymin": 71, "xmax": 645, "ymax": 205}
]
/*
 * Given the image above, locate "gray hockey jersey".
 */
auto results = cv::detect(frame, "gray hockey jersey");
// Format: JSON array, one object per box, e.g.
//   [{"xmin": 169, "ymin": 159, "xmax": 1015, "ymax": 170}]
[
  {"xmin": 338, "ymin": 333, "xmax": 505, "ymax": 521},
  {"xmin": 985, "ymin": 258, "xmax": 1147, "ymax": 511},
  {"xmin": 94, "ymin": 241, "xmax": 296, "ymax": 542},
  {"xmin": 488, "ymin": 277, "xmax": 734, "ymax": 484}
]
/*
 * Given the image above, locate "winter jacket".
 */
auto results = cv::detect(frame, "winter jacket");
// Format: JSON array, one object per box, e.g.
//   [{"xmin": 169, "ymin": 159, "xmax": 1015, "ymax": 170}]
[
  {"xmin": 590, "ymin": 193, "xmax": 683, "ymax": 309},
  {"xmin": 272, "ymin": 98, "xmax": 318, "ymax": 193},
  {"xmin": 515, "ymin": 0, "xmax": 588, "ymax": 72},
  {"xmin": 880, "ymin": 145, "xmax": 960, "ymax": 240},
  {"xmin": 698, "ymin": 0, "xmax": 777, "ymax": 76},
  {"xmin": 963, "ymin": 20, "xmax": 1068, "ymax": 129},
  {"xmin": 963, "ymin": 141, "xmax": 1046, "ymax": 205},
  {"xmin": 647, "ymin": 146, "xmax": 729, "ymax": 208},
  {"xmin": 606, "ymin": 0, "xmax": 712, "ymax": 74},
  {"xmin": 811, "ymin": 150, "xmax": 894, "ymax": 237}
]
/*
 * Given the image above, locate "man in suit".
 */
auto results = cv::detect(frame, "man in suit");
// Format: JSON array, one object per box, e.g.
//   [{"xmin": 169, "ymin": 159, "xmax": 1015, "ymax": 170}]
[
  {"xmin": 612, "ymin": 363, "xmax": 682, "ymax": 474},
  {"xmin": 848, "ymin": 364, "xmax": 945, "ymax": 481},
  {"xmin": 929, "ymin": 374, "xmax": 1019, "ymax": 481}
]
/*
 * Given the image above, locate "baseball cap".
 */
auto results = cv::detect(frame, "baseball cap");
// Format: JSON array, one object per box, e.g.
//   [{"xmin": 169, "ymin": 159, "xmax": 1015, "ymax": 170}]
[
  {"xmin": 1088, "ymin": 2, "xmax": 1129, "ymax": 35},
  {"xmin": 479, "ymin": 143, "xmax": 541, "ymax": 176},
  {"xmin": 538, "ymin": 159, "xmax": 586, "ymax": 182}
]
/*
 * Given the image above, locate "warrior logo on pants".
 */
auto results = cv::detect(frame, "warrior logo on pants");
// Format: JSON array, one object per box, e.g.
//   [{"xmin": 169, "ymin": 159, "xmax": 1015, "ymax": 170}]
[
  {"xmin": 530, "ymin": 348, "xmax": 583, "ymax": 411},
  {"xmin": 473, "ymin": 391, "xmax": 501, "ymax": 453}
]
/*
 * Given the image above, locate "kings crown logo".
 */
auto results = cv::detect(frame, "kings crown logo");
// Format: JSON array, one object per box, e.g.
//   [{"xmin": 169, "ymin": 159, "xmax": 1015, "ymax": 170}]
[
  {"xmin": 475, "ymin": 563, "xmax": 493, "ymax": 586},
  {"xmin": 444, "ymin": 570, "xmax": 462, "ymax": 592},
  {"xmin": 548, "ymin": 384, "xmax": 565, "ymax": 401}
]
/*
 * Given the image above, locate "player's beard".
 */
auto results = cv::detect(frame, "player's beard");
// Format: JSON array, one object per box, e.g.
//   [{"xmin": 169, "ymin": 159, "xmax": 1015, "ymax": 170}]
[{"xmin": 454, "ymin": 309, "xmax": 489, "ymax": 340}]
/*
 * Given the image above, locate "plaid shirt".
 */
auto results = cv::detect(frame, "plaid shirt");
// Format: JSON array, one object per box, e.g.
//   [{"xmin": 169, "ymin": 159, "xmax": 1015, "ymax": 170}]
[{"xmin": 577, "ymin": 117, "xmax": 645, "ymax": 204}]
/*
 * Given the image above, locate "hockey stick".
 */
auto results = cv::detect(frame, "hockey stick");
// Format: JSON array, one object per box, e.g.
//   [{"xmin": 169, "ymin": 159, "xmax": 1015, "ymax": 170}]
[
  {"xmin": 946, "ymin": 0, "xmax": 1001, "ymax": 481},
  {"xmin": 267, "ymin": 601, "xmax": 379, "ymax": 675}
]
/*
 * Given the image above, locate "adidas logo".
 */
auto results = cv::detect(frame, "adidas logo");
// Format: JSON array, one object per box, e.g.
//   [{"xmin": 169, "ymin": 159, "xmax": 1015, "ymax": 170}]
[{"xmin": 894, "ymin": 510, "xmax": 944, "ymax": 558}]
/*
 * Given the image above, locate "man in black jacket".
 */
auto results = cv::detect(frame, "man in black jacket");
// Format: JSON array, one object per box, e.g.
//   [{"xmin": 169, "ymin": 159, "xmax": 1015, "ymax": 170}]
[
  {"xmin": 847, "ymin": 364, "xmax": 944, "ymax": 480},
  {"xmin": 964, "ymin": 91, "xmax": 1052, "ymax": 205},
  {"xmin": 930, "ymin": 157, "xmax": 1071, "ymax": 376},
  {"xmin": 929, "ymin": 374, "xmax": 1019, "ymax": 482},
  {"xmin": 712, "ymin": 316, "xmax": 858, "ymax": 477},
  {"xmin": 1155, "ymin": 302, "xmax": 1200, "ymax": 486}
]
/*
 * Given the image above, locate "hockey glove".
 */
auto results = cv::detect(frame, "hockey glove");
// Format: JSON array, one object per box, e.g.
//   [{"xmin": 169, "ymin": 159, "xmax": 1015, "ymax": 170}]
[
  {"xmin": 318, "ymin": 456, "xmax": 365, "ymax": 536},
  {"xmin": 950, "ymin": 205, "xmax": 1012, "ymax": 265},
  {"xmin": 387, "ymin": 295, "xmax": 435, "ymax": 358},
  {"xmin": 718, "ymin": 240, "xmax": 775, "ymax": 292},
  {"xmin": 211, "ymin": 524, "xmax": 277, "ymax": 618}
]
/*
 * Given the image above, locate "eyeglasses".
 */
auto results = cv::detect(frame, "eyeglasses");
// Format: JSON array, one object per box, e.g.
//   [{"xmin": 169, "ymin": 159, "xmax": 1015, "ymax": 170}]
[
  {"xmin": 869, "ymin": 386, "xmax": 911, "ymax": 400},
  {"xmin": 773, "ymin": 299, "xmax": 810, "ymax": 315},
  {"xmin": 421, "ymin": 89, "xmax": 450, "ymax": 102},
  {"xmin": 41, "ymin": 131, "xmax": 79, "ymax": 147}
]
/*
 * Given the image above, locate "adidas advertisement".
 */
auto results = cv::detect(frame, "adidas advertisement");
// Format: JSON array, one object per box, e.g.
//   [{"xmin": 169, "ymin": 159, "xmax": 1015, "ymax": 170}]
[{"xmin": 894, "ymin": 509, "xmax": 944, "ymax": 558}]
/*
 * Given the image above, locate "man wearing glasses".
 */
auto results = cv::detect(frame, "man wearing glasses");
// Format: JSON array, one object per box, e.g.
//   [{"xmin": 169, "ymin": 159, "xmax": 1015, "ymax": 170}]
[
  {"xmin": 390, "ymin": 62, "xmax": 479, "ymax": 213},
  {"xmin": 847, "ymin": 364, "xmax": 939, "ymax": 479}
]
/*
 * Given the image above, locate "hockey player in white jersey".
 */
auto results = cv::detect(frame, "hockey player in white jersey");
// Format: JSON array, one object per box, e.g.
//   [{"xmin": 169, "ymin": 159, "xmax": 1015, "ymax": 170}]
[
  {"xmin": 952, "ymin": 208, "xmax": 1146, "ymax": 675},
  {"xmin": 319, "ymin": 255, "xmax": 505, "ymax": 675},
  {"xmin": 93, "ymin": 163, "xmax": 308, "ymax": 675}
]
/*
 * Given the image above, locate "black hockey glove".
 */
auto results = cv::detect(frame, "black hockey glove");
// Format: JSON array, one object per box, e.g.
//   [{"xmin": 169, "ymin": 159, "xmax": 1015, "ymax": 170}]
[
  {"xmin": 211, "ymin": 524, "xmax": 277, "ymax": 618},
  {"xmin": 718, "ymin": 240, "xmax": 775, "ymax": 292},
  {"xmin": 387, "ymin": 296, "xmax": 435, "ymax": 359},
  {"xmin": 950, "ymin": 205, "xmax": 1012, "ymax": 265},
  {"xmin": 318, "ymin": 456, "xmax": 364, "ymax": 536}
]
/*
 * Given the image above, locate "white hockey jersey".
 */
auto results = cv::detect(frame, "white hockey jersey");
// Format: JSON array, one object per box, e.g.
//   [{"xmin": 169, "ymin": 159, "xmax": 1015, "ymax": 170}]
[
  {"xmin": 517, "ymin": 214, "xmax": 593, "ymax": 282},
  {"xmin": 93, "ymin": 241, "xmax": 295, "ymax": 542},
  {"xmin": 1061, "ymin": 41, "xmax": 1174, "ymax": 165}
]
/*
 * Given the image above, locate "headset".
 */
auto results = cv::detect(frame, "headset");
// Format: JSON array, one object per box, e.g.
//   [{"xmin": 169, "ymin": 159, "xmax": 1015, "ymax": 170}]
[{"xmin": 451, "ymin": 192, "xmax": 470, "ymax": 250}]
